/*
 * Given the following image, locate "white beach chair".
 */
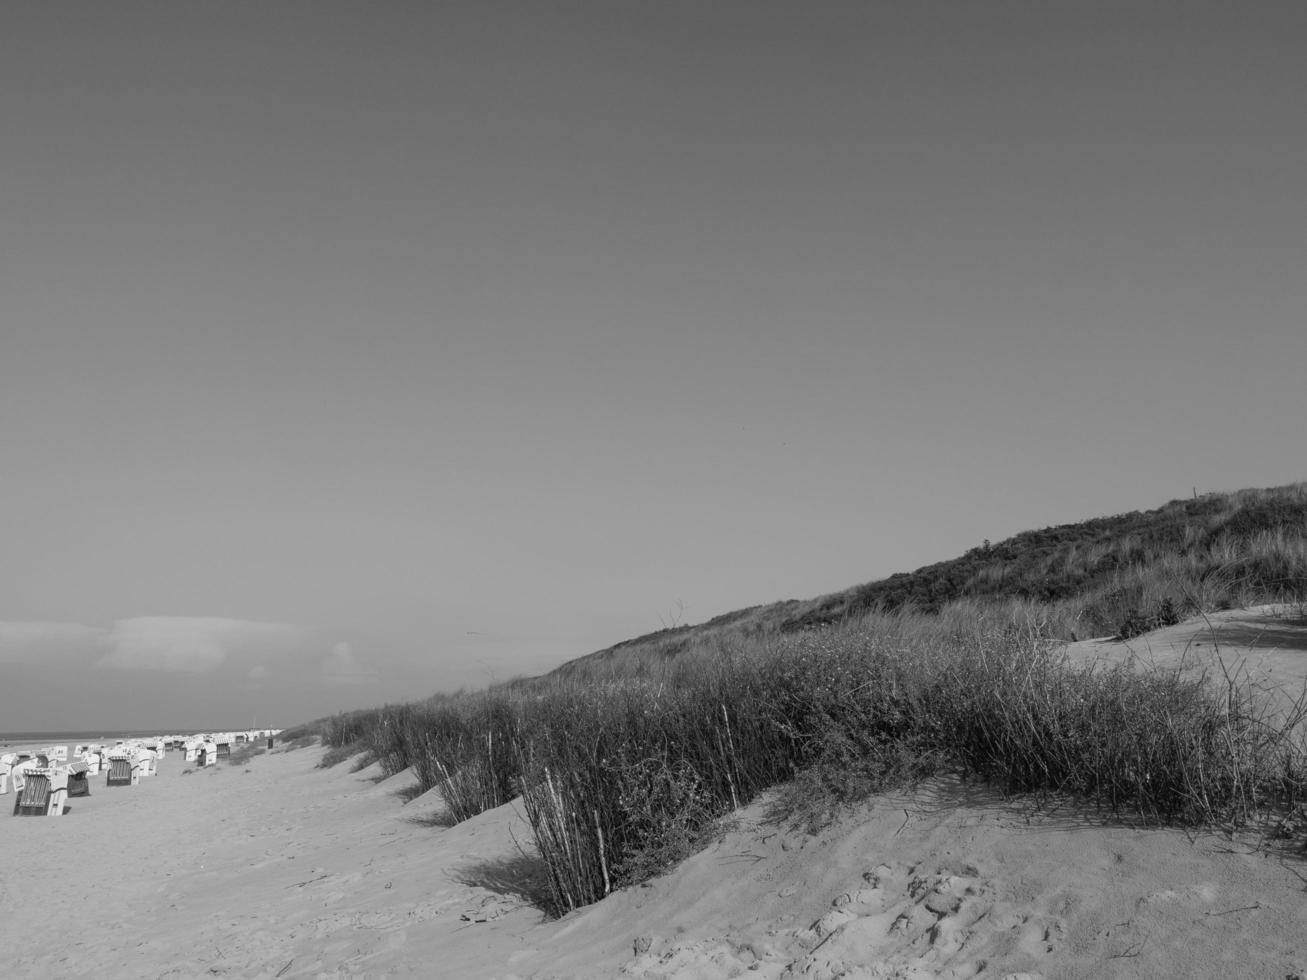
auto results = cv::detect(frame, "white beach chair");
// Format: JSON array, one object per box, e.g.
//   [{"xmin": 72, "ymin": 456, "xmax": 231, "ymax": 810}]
[
  {"xmin": 199, "ymin": 741, "xmax": 218, "ymax": 767},
  {"xmin": 0, "ymin": 753, "xmax": 15, "ymax": 795},
  {"xmin": 10, "ymin": 760, "xmax": 65, "ymax": 814},
  {"xmin": 11, "ymin": 766, "xmax": 69, "ymax": 816},
  {"xmin": 105, "ymin": 752, "xmax": 134, "ymax": 787}
]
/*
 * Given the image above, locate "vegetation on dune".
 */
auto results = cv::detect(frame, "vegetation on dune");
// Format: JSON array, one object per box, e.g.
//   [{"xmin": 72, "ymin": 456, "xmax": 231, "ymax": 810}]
[
  {"xmin": 782, "ymin": 483, "xmax": 1307, "ymax": 639},
  {"xmin": 555, "ymin": 483, "xmax": 1307, "ymax": 678},
  {"xmin": 224, "ymin": 742, "xmax": 267, "ymax": 766},
  {"xmin": 299, "ymin": 483, "xmax": 1307, "ymax": 918},
  {"xmin": 322, "ymin": 613, "xmax": 1307, "ymax": 916}
]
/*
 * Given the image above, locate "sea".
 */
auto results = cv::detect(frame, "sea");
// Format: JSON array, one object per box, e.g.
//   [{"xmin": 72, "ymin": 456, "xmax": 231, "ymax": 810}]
[{"xmin": 1, "ymin": 728, "xmax": 252, "ymax": 750}]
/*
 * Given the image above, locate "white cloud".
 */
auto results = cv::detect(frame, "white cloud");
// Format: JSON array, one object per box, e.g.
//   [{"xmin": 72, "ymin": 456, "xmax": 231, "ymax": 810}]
[
  {"xmin": 320, "ymin": 641, "xmax": 378, "ymax": 686},
  {"xmin": 247, "ymin": 664, "xmax": 270, "ymax": 680},
  {"xmin": 95, "ymin": 617, "xmax": 309, "ymax": 673},
  {"xmin": 0, "ymin": 621, "xmax": 106, "ymax": 663}
]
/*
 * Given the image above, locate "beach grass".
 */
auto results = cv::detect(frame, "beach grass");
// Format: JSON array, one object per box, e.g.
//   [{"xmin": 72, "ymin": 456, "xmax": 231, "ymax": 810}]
[
  {"xmin": 224, "ymin": 742, "xmax": 268, "ymax": 766},
  {"xmin": 319, "ymin": 606, "xmax": 1307, "ymax": 917}
]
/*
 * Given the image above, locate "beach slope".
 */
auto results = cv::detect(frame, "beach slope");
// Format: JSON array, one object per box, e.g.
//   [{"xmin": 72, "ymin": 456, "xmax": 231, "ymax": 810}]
[{"xmin": 5, "ymin": 608, "xmax": 1307, "ymax": 978}]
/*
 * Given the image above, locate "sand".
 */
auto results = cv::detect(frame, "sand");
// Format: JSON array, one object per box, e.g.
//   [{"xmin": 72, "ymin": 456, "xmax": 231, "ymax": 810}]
[
  {"xmin": 1063, "ymin": 603, "xmax": 1307, "ymax": 715},
  {"xmin": 3, "ymin": 607, "xmax": 1306, "ymax": 979}
]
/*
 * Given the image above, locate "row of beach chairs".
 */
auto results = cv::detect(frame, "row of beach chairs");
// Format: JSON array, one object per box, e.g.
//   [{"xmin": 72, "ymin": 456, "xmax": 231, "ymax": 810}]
[{"xmin": 1, "ymin": 729, "xmax": 280, "ymax": 817}]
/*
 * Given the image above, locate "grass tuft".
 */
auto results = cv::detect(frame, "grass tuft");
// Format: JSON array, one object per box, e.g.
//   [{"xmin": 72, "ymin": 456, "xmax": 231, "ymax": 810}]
[
  {"xmin": 225, "ymin": 743, "xmax": 267, "ymax": 767},
  {"xmin": 318, "ymin": 741, "xmax": 365, "ymax": 769}
]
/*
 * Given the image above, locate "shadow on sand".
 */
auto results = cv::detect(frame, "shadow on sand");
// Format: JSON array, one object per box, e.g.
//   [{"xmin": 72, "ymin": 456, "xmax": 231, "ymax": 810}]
[{"xmin": 452, "ymin": 850, "xmax": 555, "ymax": 911}]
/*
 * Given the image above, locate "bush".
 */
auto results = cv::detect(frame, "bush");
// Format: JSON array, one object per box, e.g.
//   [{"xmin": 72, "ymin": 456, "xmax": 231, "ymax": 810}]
[{"xmin": 1117, "ymin": 596, "xmax": 1183, "ymax": 639}]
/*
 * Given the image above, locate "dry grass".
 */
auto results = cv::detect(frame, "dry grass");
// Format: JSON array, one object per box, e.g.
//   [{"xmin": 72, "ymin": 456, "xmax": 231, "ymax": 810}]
[
  {"xmin": 224, "ymin": 742, "xmax": 267, "ymax": 767},
  {"xmin": 318, "ymin": 608, "xmax": 1307, "ymax": 917}
]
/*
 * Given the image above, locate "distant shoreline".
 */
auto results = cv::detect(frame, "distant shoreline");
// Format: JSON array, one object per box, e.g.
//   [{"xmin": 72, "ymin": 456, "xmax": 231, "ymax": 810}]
[{"xmin": 1, "ymin": 727, "xmax": 267, "ymax": 747}]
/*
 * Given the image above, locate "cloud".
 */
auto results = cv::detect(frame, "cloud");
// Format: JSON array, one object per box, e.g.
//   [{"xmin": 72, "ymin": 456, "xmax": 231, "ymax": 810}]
[
  {"xmin": 320, "ymin": 641, "xmax": 378, "ymax": 686},
  {"xmin": 0, "ymin": 621, "xmax": 106, "ymax": 663},
  {"xmin": 95, "ymin": 617, "xmax": 310, "ymax": 673}
]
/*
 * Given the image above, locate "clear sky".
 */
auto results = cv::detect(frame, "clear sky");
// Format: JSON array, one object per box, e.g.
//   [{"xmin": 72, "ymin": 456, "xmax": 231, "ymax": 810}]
[{"xmin": 2, "ymin": 2, "xmax": 1305, "ymax": 731}]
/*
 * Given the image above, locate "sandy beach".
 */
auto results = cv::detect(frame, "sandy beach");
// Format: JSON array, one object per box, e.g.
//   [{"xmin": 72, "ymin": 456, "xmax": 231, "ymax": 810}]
[
  {"xmin": 4, "ymin": 609, "xmax": 1307, "ymax": 979},
  {"xmin": 4, "ymin": 1, "xmax": 1305, "ymax": 973}
]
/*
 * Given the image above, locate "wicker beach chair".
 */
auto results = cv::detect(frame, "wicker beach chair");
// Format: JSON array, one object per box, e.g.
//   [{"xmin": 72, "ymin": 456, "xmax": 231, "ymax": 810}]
[
  {"xmin": 12, "ymin": 767, "xmax": 67, "ymax": 816},
  {"xmin": 66, "ymin": 762, "xmax": 91, "ymax": 798},
  {"xmin": 13, "ymin": 771, "xmax": 51, "ymax": 815},
  {"xmin": 106, "ymin": 755, "xmax": 134, "ymax": 787}
]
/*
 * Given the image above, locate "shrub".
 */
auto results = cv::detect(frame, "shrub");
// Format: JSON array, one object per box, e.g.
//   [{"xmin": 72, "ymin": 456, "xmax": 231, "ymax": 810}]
[{"xmin": 1117, "ymin": 596, "xmax": 1183, "ymax": 639}]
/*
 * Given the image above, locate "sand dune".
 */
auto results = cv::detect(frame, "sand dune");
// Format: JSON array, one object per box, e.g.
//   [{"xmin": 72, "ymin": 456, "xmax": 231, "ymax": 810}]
[
  {"xmin": 4, "ymin": 608, "xmax": 1307, "ymax": 978},
  {"xmin": 1064, "ymin": 604, "xmax": 1307, "ymax": 708}
]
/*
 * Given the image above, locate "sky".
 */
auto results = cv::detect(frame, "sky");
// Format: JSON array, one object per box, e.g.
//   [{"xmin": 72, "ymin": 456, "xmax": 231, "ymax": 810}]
[{"xmin": 2, "ymin": 2, "xmax": 1305, "ymax": 731}]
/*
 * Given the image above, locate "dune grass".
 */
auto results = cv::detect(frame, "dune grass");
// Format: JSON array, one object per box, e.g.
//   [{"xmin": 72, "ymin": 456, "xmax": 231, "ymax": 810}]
[
  {"xmin": 778, "ymin": 483, "xmax": 1307, "ymax": 637},
  {"xmin": 319, "ymin": 607, "xmax": 1307, "ymax": 917},
  {"xmin": 542, "ymin": 483, "xmax": 1307, "ymax": 667},
  {"xmin": 224, "ymin": 742, "xmax": 267, "ymax": 766}
]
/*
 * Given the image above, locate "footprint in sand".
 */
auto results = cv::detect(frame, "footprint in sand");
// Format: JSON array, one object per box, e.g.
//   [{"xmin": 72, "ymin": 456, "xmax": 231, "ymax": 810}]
[
  {"xmin": 621, "ymin": 936, "xmax": 777, "ymax": 979},
  {"xmin": 783, "ymin": 861, "xmax": 1000, "ymax": 979},
  {"xmin": 460, "ymin": 893, "xmax": 523, "ymax": 923},
  {"xmin": 1010, "ymin": 912, "xmax": 1067, "ymax": 959},
  {"xmin": 621, "ymin": 861, "xmax": 1063, "ymax": 980}
]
